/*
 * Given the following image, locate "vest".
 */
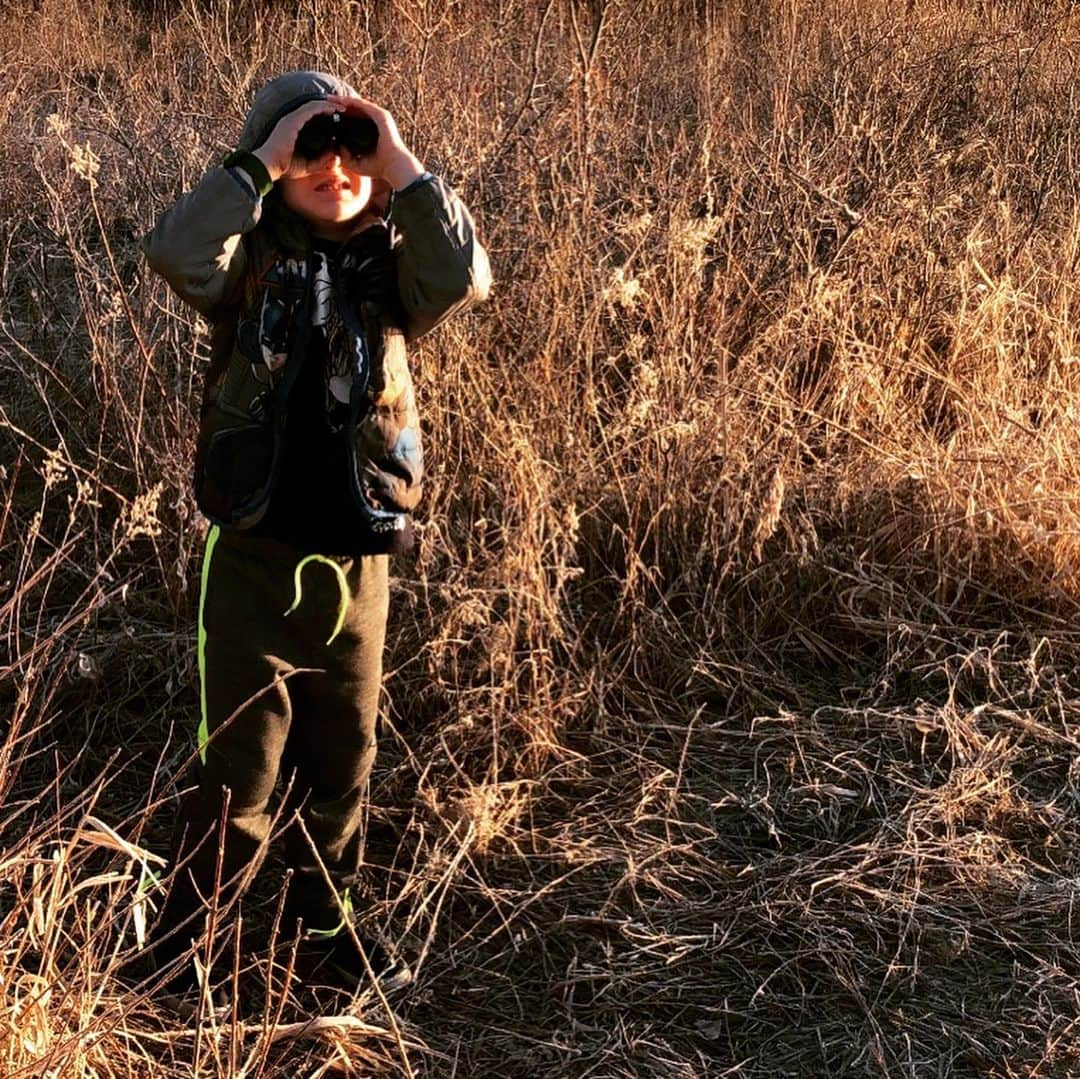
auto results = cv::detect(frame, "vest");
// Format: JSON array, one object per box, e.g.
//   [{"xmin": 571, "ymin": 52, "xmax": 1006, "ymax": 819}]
[{"xmin": 194, "ymin": 200, "xmax": 423, "ymax": 538}]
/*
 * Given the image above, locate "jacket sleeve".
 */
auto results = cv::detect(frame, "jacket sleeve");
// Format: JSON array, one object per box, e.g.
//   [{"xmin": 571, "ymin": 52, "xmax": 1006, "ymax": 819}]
[
  {"xmin": 389, "ymin": 175, "xmax": 492, "ymax": 341},
  {"xmin": 141, "ymin": 167, "xmax": 261, "ymax": 320}
]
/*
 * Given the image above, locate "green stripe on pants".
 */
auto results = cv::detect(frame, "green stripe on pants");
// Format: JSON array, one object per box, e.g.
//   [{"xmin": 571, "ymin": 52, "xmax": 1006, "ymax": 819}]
[{"xmin": 197, "ymin": 524, "xmax": 221, "ymax": 765}]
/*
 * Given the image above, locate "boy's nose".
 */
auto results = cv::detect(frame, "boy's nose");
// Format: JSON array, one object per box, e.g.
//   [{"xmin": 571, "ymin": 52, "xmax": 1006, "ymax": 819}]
[{"xmin": 313, "ymin": 146, "xmax": 344, "ymax": 168}]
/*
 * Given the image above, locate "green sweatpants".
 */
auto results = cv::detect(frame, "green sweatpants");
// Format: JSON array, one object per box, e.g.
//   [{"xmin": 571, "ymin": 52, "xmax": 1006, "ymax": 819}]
[{"xmin": 161, "ymin": 525, "xmax": 390, "ymax": 951}]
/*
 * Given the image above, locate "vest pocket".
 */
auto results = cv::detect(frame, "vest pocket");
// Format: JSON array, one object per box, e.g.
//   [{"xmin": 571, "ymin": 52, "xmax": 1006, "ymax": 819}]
[{"xmin": 195, "ymin": 419, "xmax": 277, "ymax": 527}]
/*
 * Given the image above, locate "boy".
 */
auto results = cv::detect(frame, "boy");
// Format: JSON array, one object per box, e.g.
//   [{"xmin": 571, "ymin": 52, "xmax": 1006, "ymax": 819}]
[{"xmin": 142, "ymin": 69, "xmax": 491, "ymax": 1005}]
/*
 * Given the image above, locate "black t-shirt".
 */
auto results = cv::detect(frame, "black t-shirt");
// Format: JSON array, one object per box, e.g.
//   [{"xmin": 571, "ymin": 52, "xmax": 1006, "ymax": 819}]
[{"xmin": 253, "ymin": 238, "xmax": 413, "ymax": 556}]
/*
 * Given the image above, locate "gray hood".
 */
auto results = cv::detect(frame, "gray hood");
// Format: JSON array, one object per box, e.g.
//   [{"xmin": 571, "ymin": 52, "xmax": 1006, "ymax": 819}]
[{"xmin": 237, "ymin": 70, "xmax": 359, "ymax": 152}]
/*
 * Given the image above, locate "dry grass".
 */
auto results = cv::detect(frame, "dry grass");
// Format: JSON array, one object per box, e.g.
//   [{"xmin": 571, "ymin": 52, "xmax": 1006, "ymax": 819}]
[{"xmin": 4, "ymin": 0, "xmax": 1080, "ymax": 1074}]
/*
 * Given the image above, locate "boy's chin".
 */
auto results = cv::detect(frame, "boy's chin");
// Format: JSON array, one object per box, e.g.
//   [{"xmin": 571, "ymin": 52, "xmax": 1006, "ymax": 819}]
[
  {"xmin": 303, "ymin": 201, "xmax": 371, "ymax": 227},
  {"xmin": 282, "ymin": 187, "xmax": 373, "ymax": 227},
  {"xmin": 326, "ymin": 205, "xmax": 367, "ymax": 222}
]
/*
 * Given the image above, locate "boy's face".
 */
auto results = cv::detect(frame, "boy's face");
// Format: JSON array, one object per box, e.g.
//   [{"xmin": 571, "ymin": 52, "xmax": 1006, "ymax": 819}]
[{"xmin": 279, "ymin": 151, "xmax": 373, "ymax": 235}]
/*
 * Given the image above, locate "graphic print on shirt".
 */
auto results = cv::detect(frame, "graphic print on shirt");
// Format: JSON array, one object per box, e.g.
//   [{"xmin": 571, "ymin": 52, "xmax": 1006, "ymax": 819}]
[
  {"xmin": 236, "ymin": 255, "xmax": 307, "ymax": 390},
  {"xmin": 313, "ymin": 249, "xmax": 370, "ymax": 432},
  {"xmin": 311, "ymin": 250, "xmax": 334, "ymax": 330},
  {"xmin": 257, "ymin": 292, "xmax": 290, "ymax": 374}
]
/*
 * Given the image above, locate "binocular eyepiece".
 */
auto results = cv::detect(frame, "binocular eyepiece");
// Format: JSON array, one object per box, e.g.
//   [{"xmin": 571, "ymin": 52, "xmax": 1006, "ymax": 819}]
[{"xmin": 295, "ymin": 111, "xmax": 379, "ymax": 162}]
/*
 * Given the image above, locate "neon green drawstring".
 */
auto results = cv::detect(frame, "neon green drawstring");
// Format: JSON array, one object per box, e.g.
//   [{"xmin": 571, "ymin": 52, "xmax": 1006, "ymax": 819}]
[
  {"xmin": 303, "ymin": 887, "xmax": 354, "ymax": 940},
  {"xmin": 283, "ymin": 554, "xmax": 350, "ymax": 645}
]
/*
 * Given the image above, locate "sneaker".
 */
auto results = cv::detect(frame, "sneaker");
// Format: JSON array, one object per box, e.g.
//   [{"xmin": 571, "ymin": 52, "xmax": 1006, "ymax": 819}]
[{"xmin": 300, "ymin": 932, "xmax": 412, "ymax": 995}]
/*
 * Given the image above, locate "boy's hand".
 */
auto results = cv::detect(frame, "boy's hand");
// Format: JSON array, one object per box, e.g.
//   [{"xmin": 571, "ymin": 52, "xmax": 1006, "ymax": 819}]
[
  {"xmin": 325, "ymin": 95, "xmax": 426, "ymax": 191},
  {"xmin": 251, "ymin": 99, "xmax": 345, "ymax": 182}
]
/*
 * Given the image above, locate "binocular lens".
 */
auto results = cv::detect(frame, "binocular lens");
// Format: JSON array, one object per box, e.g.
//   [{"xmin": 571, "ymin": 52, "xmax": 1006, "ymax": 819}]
[{"xmin": 294, "ymin": 112, "xmax": 379, "ymax": 161}]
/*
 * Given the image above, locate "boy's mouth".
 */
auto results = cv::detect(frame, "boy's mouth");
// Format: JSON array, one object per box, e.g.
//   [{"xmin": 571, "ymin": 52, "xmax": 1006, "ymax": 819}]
[{"xmin": 314, "ymin": 177, "xmax": 352, "ymax": 194}]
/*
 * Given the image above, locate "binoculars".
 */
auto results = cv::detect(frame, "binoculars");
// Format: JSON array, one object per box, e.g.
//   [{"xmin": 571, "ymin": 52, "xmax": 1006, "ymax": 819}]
[{"xmin": 295, "ymin": 111, "xmax": 378, "ymax": 161}]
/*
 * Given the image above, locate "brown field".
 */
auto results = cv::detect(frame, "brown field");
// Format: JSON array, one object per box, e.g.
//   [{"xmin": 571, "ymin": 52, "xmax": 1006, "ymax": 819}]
[{"xmin": 4, "ymin": 0, "xmax": 1080, "ymax": 1074}]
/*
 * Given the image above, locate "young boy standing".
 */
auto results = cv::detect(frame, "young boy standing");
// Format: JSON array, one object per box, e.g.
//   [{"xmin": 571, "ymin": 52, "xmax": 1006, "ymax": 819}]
[{"xmin": 142, "ymin": 70, "xmax": 490, "ymax": 1002}]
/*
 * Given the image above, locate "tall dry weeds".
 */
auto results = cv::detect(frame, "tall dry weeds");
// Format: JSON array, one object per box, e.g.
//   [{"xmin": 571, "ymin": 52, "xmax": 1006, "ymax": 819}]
[{"xmin": 3, "ymin": 0, "xmax": 1080, "ymax": 1074}]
